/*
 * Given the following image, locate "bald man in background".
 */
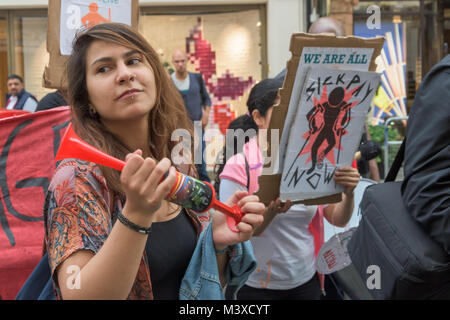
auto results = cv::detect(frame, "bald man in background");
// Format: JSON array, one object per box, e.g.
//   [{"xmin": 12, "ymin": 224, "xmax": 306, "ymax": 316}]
[
  {"xmin": 275, "ymin": 16, "xmax": 345, "ymax": 80},
  {"xmin": 308, "ymin": 16, "xmax": 345, "ymax": 36},
  {"xmin": 171, "ymin": 49, "xmax": 212, "ymax": 182}
]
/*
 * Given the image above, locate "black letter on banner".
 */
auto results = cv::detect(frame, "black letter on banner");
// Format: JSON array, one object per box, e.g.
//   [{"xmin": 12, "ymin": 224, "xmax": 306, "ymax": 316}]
[
  {"xmin": 0, "ymin": 119, "xmax": 44, "ymax": 222},
  {"xmin": 52, "ymin": 121, "xmax": 70, "ymax": 157},
  {"xmin": 0, "ymin": 199, "xmax": 15, "ymax": 246}
]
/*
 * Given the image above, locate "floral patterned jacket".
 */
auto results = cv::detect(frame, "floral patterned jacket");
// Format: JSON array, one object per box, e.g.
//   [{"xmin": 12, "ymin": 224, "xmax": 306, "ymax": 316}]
[{"xmin": 44, "ymin": 159, "xmax": 209, "ymax": 300}]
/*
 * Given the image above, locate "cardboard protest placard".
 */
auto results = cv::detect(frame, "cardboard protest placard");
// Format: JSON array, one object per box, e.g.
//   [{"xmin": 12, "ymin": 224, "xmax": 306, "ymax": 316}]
[
  {"xmin": 44, "ymin": 0, "xmax": 140, "ymax": 90},
  {"xmin": 280, "ymin": 66, "xmax": 380, "ymax": 201},
  {"xmin": 255, "ymin": 33, "xmax": 384, "ymax": 205}
]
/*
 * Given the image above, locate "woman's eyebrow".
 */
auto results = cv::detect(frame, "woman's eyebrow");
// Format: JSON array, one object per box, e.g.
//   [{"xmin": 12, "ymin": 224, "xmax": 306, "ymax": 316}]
[
  {"xmin": 123, "ymin": 49, "xmax": 141, "ymax": 59},
  {"xmin": 90, "ymin": 56, "xmax": 112, "ymax": 67},
  {"xmin": 90, "ymin": 50, "xmax": 141, "ymax": 67}
]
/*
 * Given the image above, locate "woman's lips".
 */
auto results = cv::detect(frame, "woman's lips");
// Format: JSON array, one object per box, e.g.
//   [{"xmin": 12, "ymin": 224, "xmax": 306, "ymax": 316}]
[{"xmin": 117, "ymin": 89, "xmax": 141, "ymax": 100}]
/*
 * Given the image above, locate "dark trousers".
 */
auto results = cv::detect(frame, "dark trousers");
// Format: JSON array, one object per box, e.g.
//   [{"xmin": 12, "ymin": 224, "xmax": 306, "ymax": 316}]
[
  {"xmin": 195, "ymin": 130, "xmax": 210, "ymax": 182},
  {"xmin": 232, "ymin": 274, "xmax": 322, "ymax": 300}
]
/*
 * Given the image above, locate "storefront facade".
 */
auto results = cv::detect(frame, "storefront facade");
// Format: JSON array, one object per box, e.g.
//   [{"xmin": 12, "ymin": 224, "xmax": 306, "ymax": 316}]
[
  {"xmin": 0, "ymin": 0, "xmax": 308, "ymax": 112},
  {"xmin": 328, "ymin": 0, "xmax": 449, "ymax": 108},
  {"xmin": 326, "ymin": 0, "xmax": 448, "ymax": 177},
  {"xmin": 1, "ymin": 1, "xmax": 447, "ymax": 158}
]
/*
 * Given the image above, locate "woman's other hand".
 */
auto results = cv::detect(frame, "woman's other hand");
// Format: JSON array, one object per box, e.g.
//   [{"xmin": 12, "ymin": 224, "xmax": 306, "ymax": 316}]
[
  {"xmin": 267, "ymin": 197, "xmax": 293, "ymax": 215},
  {"xmin": 212, "ymin": 191, "xmax": 264, "ymax": 251}
]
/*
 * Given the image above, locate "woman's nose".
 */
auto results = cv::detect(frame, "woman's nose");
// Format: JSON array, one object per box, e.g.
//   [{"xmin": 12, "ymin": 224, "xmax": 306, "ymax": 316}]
[{"xmin": 117, "ymin": 64, "xmax": 135, "ymax": 84}]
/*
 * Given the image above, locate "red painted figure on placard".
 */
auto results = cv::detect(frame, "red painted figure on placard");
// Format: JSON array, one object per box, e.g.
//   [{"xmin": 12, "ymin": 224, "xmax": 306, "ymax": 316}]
[
  {"xmin": 285, "ymin": 85, "xmax": 359, "ymax": 178},
  {"xmin": 305, "ymin": 86, "xmax": 353, "ymax": 174},
  {"xmin": 81, "ymin": 2, "xmax": 111, "ymax": 29}
]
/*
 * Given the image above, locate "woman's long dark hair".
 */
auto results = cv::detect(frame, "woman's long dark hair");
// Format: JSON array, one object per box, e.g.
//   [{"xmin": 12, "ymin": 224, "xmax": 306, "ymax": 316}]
[
  {"xmin": 213, "ymin": 78, "xmax": 283, "ymax": 191},
  {"xmin": 66, "ymin": 23, "xmax": 195, "ymax": 196}
]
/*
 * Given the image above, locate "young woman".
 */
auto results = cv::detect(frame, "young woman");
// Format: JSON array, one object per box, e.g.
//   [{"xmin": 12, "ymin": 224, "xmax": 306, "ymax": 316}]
[
  {"xmin": 218, "ymin": 78, "xmax": 360, "ymax": 300},
  {"xmin": 44, "ymin": 23, "xmax": 264, "ymax": 300}
]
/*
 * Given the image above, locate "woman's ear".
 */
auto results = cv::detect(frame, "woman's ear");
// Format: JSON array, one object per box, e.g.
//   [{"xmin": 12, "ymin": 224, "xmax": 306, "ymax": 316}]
[{"xmin": 251, "ymin": 109, "xmax": 265, "ymax": 129}]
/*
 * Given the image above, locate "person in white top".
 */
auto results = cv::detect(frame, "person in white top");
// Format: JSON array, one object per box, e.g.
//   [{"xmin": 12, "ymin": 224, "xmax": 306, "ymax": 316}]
[
  {"xmin": 5, "ymin": 75, "xmax": 38, "ymax": 112},
  {"xmin": 218, "ymin": 77, "xmax": 360, "ymax": 300}
]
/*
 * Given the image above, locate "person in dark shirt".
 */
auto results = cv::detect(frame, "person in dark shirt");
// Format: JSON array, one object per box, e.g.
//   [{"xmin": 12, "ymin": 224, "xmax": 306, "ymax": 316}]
[
  {"xmin": 401, "ymin": 54, "xmax": 450, "ymax": 254},
  {"xmin": 171, "ymin": 49, "xmax": 212, "ymax": 182},
  {"xmin": 36, "ymin": 90, "xmax": 68, "ymax": 111}
]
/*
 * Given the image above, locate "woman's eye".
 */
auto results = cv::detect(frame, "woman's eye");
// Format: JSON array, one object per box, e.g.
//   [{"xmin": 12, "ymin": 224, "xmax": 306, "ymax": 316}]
[
  {"xmin": 97, "ymin": 66, "xmax": 110, "ymax": 73},
  {"xmin": 128, "ymin": 57, "xmax": 141, "ymax": 65}
]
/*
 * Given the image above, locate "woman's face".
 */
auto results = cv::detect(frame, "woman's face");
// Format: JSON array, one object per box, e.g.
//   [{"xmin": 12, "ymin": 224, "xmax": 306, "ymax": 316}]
[
  {"xmin": 255, "ymin": 96, "xmax": 279, "ymax": 130},
  {"xmin": 85, "ymin": 40, "xmax": 157, "ymax": 125},
  {"xmin": 261, "ymin": 106, "xmax": 274, "ymax": 130}
]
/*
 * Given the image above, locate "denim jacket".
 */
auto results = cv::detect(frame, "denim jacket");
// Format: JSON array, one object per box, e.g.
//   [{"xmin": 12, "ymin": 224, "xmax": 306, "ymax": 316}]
[
  {"xmin": 180, "ymin": 221, "xmax": 257, "ymax": 300},
  {"xmin": 33, "ymin": 158, "xmax": 255, "ymax": 300}
]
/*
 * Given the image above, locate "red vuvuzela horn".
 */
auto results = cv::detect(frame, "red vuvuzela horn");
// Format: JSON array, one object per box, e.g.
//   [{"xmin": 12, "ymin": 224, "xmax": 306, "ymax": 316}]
[
  {"xmin": 55, "ymin": 123, "xmax": 126, "ymax": 170},
  {"xmin": 55, "ymin": 123, "xmax": 242, "ymax": 232}
]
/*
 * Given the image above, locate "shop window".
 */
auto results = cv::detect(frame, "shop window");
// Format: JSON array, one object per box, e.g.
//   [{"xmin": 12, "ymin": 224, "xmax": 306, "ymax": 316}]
[
  {"xmin": 139, "ymin": 6, "xmax": 265, "ymax": 124},
  {"xmin": 445, "ymin": 4, "xmax": 450, "ymax": 55},
  {"xmin": 139, "ymin": 6, "xmax": 266, "ymax": 168},
  {"xmin": 354, "ymin": 1, "xmax": 445, "ymax": 86},
  {"xmin": 353, "ymin": 0, "xmax": 444, "ymax": 124},
  {"xmin": 11, "ymin": 13, "xmax": 53, "ymax": 103},
  {"xmin": 1, "ymin": 5, "xmax": 266, "ymax": 122}
]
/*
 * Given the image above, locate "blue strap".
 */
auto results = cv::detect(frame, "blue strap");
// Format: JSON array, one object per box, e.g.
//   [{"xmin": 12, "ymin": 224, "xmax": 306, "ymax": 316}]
[{"xmin": 15, "ymin": 252, "xmax": 56, "ymax": 300}]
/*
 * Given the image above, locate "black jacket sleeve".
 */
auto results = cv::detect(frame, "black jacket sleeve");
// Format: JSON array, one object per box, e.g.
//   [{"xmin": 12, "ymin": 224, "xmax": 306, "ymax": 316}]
[
  {"xmin": 197, "ymin": 73, "xmax": 211, "ymax": 108},
  {"xmin": 401, "ymin": 55, "xmax": 450, "ymax": 253},
  {"xmin": 36, "ymin": 91, "xmax": 68, "ymax": 111}
]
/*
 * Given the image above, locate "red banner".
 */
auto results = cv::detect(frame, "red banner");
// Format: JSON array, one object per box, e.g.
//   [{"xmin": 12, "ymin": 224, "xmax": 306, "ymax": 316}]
[{"xmin": 0, "ymin": 107, "xmax": 71, "ymax": 300}]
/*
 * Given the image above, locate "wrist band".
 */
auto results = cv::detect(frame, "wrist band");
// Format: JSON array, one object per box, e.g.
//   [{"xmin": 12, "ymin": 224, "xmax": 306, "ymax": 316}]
[
  {"xmin": 117, "ymin": 212, "xmax": 151, "ymax": 235},
  {"xmin": 215, "ymin": 245, "xmax": 230, "ymax": 255}
]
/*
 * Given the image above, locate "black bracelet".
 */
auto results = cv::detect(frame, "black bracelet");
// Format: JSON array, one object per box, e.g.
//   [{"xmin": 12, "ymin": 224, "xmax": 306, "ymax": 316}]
[{"xmin": 117, "ymin": 212, "xmax": 151, "ymax": 235}]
